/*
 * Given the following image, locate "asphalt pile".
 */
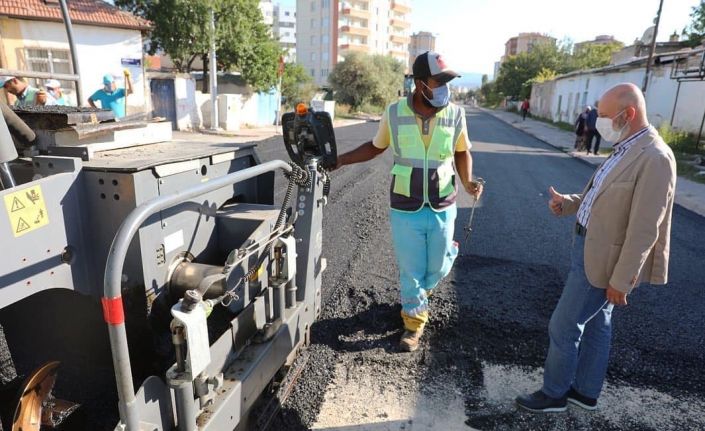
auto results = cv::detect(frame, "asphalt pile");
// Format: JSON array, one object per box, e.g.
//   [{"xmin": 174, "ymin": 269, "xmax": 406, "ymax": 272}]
[{"xmin": 10, "ymin": 105, "xmax": 106, "ymax": 114}]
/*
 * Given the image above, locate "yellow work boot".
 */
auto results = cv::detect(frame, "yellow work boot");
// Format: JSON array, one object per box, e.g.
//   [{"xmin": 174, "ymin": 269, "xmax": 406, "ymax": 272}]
[{"xmin": 399, "ymin": 327, "xmax": 424, "ymax": 352}]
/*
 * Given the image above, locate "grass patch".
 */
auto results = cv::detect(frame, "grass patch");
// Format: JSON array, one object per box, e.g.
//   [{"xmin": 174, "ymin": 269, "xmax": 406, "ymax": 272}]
[
  {"xmin": 658, "ymin": 124, "xmax": 705, "ymax": 182},
  {"xmin": 675, "ymin": 157, "xmax": 705, "ymax": 184},
  {"xmin": 334, "ymin": 102, "xmax": 384, "ymax": 119},
  {"xmin": 334, "ymin": 103, "xmax": 358, "ymax": 119}
]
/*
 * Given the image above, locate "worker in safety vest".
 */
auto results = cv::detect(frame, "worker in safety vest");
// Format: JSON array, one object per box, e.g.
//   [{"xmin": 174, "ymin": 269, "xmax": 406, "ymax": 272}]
[{"xmin": 334, "ymin": 51, "xmax": 483, "ymax": 352}]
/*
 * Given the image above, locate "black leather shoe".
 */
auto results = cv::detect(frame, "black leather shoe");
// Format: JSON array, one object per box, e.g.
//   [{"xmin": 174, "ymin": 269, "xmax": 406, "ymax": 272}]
[
  {"xmin": 515, "ymin": 390, "xmax": 567, "ymax": 413},
  {"xmin": 567, "ymin": 387, "xmax": 598, "ymax": 410}
]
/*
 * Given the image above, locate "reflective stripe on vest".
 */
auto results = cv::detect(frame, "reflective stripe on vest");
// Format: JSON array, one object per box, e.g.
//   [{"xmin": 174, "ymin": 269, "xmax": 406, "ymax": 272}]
[{"xmin": 387, "ymin": 99, "xmax": 464, "ymax": 212}]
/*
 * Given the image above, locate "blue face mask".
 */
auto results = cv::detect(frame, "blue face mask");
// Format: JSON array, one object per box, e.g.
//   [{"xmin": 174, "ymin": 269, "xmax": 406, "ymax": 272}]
[{"xmin": 421, "ymin": 81, "xmax": 450, "ymax": 108}]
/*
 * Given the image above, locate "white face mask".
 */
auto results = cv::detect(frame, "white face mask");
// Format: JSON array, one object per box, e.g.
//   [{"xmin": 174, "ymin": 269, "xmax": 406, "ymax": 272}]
[{"xmin": 595, "ymin": 109, "xmax": 628, "ymax": 143}]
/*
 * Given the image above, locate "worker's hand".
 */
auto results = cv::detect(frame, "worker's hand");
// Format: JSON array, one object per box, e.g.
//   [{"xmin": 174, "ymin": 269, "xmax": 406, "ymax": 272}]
[
  {"xmin": 36, "ymin": 90, "xmax": 47, "ymax": 106},
  {"xmin": 548, "ymin": 186, "xmax": 564, "ymax": 216},
  {"xmin": 331, "ymin": 154, "xmax": 348, "ymax": 171},
  {"xmin": 465, "ymin": 180, "xmax": 483, "ymax": 198},
  {"xmin": 606, "ymin": 285, "xmax": 628, "ymax": 306}
]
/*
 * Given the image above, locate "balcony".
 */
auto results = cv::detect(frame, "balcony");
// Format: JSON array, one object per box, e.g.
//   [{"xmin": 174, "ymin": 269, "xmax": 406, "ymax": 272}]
[
  {"xmin": 389, "ymin": 18, "xmax": 411, "ymax": 30},
  {"xmin": 339, "ymin": 43, "xmax": 369, "ymax": 53},
  {"xmin": 340, "ymin": 25, "xmax": 370, "ymax": 37},
  {"xmin": 390, "ymin": 34, "xmax": 410, "ymax": 44},
  {"xmin": 391, "ymin": 1, "xmax": 411, "ymax": 14},
  {"xmin": 341, "ymin": 7, "xmax": 370, "ymax": 20},
  {"xmin": 390, "ymin": 49, "xmax": 408, "ymax": 58}
]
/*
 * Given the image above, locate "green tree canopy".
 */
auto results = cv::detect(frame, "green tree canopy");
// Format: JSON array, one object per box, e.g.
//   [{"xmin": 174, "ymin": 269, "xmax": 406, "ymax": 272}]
[
  {"xmin": 682, "ymin": 0, "xmax": 705, "ymax": 48},
  {"xmin": 281, "ymin": 63, "xmax": 316, "ymax": 108},
  {"xmin": 369, "ymin": 55, "xmax": 405, "ymax": 107},
  {"xmin": 494, "ymin": 42, "xmax": 571, "ymax": 99},
  {"xmin": 329, "ymin": 52, "xmax": 404, "ymax": 110},
  {"xmin": 116, "ymin": 0, "xmax": 281, "ymax": 91},
  {"xmin": 492, "ymin": 39, "xmax": 623, "ymax": 100},
  {"xmin": 570, "ymin": 42, "xmax": 624, "ymax": 70}
]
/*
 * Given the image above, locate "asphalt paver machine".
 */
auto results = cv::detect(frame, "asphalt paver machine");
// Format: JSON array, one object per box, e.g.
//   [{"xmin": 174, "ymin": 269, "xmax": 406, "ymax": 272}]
[{"xmin": 0, "ymin": 103, "xmax": 337, "ymax": 430}]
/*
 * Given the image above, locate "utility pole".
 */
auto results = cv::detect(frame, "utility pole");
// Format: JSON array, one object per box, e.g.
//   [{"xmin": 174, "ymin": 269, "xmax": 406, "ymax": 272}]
[
  {"xmin": 276, "ymin": 55, "xmax": 284, "ymax": 127},
  {"xmin": 58, "ymin": 0, "xmax": 82, "ymax": 104},
  {"xmin": 642, "ymin": 0, "xmax": 664, "ymax": 94},
  {"xmin": 209, "ymin": 7, "xmax": 219, "ymax": 131}
]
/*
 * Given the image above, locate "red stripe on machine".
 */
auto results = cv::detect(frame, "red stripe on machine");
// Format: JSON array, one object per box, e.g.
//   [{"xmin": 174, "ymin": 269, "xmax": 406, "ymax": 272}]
[{"xmin": 101, "ymin": 297, "xmax": 125, "ymax": 325}]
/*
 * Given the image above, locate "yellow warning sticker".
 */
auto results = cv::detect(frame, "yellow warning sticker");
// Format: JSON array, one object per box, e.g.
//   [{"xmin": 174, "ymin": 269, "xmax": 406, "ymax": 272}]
[{"xmin": 3, "ymin": 185, "xmax": 49, "ymax": 237}]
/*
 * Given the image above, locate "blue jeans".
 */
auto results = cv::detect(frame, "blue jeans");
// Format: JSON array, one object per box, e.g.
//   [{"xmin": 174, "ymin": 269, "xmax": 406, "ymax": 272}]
[
  {"xmin": 542, "ymin": 234, "xmax": 614, "ymax": 399},
  {"xmin": 390, "ymin": 205, "xmax": 458, "ymax": 331}
]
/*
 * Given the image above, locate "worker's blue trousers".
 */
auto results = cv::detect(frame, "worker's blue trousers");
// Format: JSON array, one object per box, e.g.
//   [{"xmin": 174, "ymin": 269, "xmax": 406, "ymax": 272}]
[{"xmin": 390, "ymin": 205, "xmax": 458, "ymax": 331}]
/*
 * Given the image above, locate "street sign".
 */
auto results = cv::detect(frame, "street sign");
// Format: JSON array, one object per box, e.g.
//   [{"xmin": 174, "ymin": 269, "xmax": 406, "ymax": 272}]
[{"xmin": 121, "ymin": 58, "xmax": 141, "ymax": 66}]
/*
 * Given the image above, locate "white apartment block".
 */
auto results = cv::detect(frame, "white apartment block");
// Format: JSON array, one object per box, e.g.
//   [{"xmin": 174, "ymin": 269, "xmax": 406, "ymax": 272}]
[
  {"xmin": 296, "ymin": 0, "xmax": 412, "ymax": 86},
  {"xmin": 274, "ymin": 4, "xmax": 297, "ymax": 62},
  {"xmin": 259, "ymin": 0, "xmax": 275, "ymax": 27}
]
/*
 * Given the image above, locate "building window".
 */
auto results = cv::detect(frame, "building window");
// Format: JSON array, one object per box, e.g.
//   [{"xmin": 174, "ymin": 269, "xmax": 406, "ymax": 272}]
[
  {"xmin": 311, "ymin": 19, "xmax": 316, "ymax": 28},
  {"xmin": 285, "ymin": 11, "xmax": 290, "ymax": 16},
  {"xmin": 321, "ymin": 35, "xmax": 329, "ymax": 45},
  {"xmin": 322, "ymin": 0, "xmax": 330, "ymax": 8},
  {"xmin": 321, "ymin": 68, "xmax": 329, "ymax": 78},
  {"xmin": 311, "ymin": 52, "xmax": 317, "ymax": 61},
  {"xmin": 311, "ymin": 35, "xmax": 317, "ymax": 45},
  {"xmin": 311, "ymin": 2, "xmax": 316, "ymax": 11},
  {"xmin": 322, "ymin": 51, "xmax": 329, "ymax": 62},
  {"xmin": 310, "ymin": 69, "xmax": 315, "ymax": 77},
  {"xmin": 322, "ymin": 17, "xmax": 329, "ymax": 29},
  {"xmin": 25, "ymin": 48, "xmax": 73, "ymax": 90}
]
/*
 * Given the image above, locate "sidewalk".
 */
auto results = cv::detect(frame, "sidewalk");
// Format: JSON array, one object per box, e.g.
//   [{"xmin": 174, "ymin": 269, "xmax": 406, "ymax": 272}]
[{"xmin": 483, "ymin": 109, "xmax": 705, "ymax": 218}]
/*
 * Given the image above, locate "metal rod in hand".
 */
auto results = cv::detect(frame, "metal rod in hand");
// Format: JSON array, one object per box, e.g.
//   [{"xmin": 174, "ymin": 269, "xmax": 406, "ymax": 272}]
[{"xmin": 463, "ymin": 178, "xmax": 485, "ymax": 249}]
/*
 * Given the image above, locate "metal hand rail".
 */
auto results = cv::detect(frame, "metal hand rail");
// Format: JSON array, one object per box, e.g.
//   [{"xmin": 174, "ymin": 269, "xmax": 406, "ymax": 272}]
[{"xmin": 103, "ymin": 160, "xmax": 292, "ymax": 430}]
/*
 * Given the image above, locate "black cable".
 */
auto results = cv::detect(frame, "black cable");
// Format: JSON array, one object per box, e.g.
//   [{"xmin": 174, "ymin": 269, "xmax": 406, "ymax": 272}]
[{"xmin": 241, "ymin": 163, "xmax": 310, "ymax": 282}]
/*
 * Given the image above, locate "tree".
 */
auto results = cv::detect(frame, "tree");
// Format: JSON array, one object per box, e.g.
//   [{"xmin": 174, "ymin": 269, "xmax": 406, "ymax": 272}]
[
  {"xmin": 116, "ymin": 0, "xmax": 280, "ymax": 92},
  {"xmin": 479, "ymin": 80, "xmax": 502, "ymax": 107},
  {"xmin": 369, "ymin": 55, "xmax": 404, "ymax": 107},
  {"xmin": 570, "ymin": 42, "xmax": 623, "ymax": 70},
  {"xmin": 495, "ymin": 42, "xmax": 571, "ymax": 100},
  {"xmin": 214, "ymin": 0, "xmax": 281, "ymax": 91},
  {"xmin": 281, "ymin": 63, "xmax": 316, "ymax": 108},
  {"xmin": 492, "ymin": 39, "xmax": 622, "ymax": 100},
  {"xmin": 329, "ymin": 52, "xmax": 391, "ymax": 111},
  {"xmin": 682, "ymin": 1, "xmax": 705, "ymax": 48}
]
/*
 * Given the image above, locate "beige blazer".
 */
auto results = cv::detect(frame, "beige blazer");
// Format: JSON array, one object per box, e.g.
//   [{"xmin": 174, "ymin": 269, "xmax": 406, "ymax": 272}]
[{"xmin": 561, "ymin": 127, "xmax": 676, "ymax": 293}]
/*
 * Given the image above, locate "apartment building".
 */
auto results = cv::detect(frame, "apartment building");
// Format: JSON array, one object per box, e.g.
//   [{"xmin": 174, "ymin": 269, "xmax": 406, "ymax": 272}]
[
  {"xmin": 274, "ymin": 3, "xmax": 297, "ymax": 61},
  {"xmin": 502, "ymin": 32, "xmax": 556, "ymax": 61},
  {"xmin": 259, "ymin": 0, "xmax": 275, "ymax": 26},
  {"xmin": 297, "ymin": 0, "xmax": 412, "ymax": 85},
  {"xmin": 409, "ymin": 31, "xmax": 435, "ymax": 71}
]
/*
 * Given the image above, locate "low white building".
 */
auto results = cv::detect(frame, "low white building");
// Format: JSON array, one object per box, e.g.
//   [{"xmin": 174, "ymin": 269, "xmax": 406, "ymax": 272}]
[
  {"xmin": 0, "ymin": 0, "xmax": 150, "ymax": 111},
  {"xmin": 530, "ymin": 48, "xmax": 705, "ymax": 135}
]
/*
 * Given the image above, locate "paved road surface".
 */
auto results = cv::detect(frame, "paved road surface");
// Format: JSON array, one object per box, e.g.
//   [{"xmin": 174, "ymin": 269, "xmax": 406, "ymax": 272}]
[{"xmin": 266, "ymin": 107, "xmax": 705, "ymax": 431}]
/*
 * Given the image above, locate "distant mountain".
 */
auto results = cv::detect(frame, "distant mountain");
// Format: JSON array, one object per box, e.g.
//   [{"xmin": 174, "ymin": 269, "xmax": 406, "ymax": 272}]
[{"xmin": 452, "ymin": 72, "xmax": 488, "ymax": 90}]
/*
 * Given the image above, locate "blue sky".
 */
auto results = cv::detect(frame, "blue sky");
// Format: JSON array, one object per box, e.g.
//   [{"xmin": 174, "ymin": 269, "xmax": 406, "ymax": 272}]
[{"xmin": 280, "ymin": 0, "xmax": 701, "ymax": 75}]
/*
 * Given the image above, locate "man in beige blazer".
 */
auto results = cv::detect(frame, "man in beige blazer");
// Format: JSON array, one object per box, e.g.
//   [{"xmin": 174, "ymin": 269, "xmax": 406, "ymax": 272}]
[{"xmin": 516, "ymin": 83, "xmax": 677, "ymax": 413}]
